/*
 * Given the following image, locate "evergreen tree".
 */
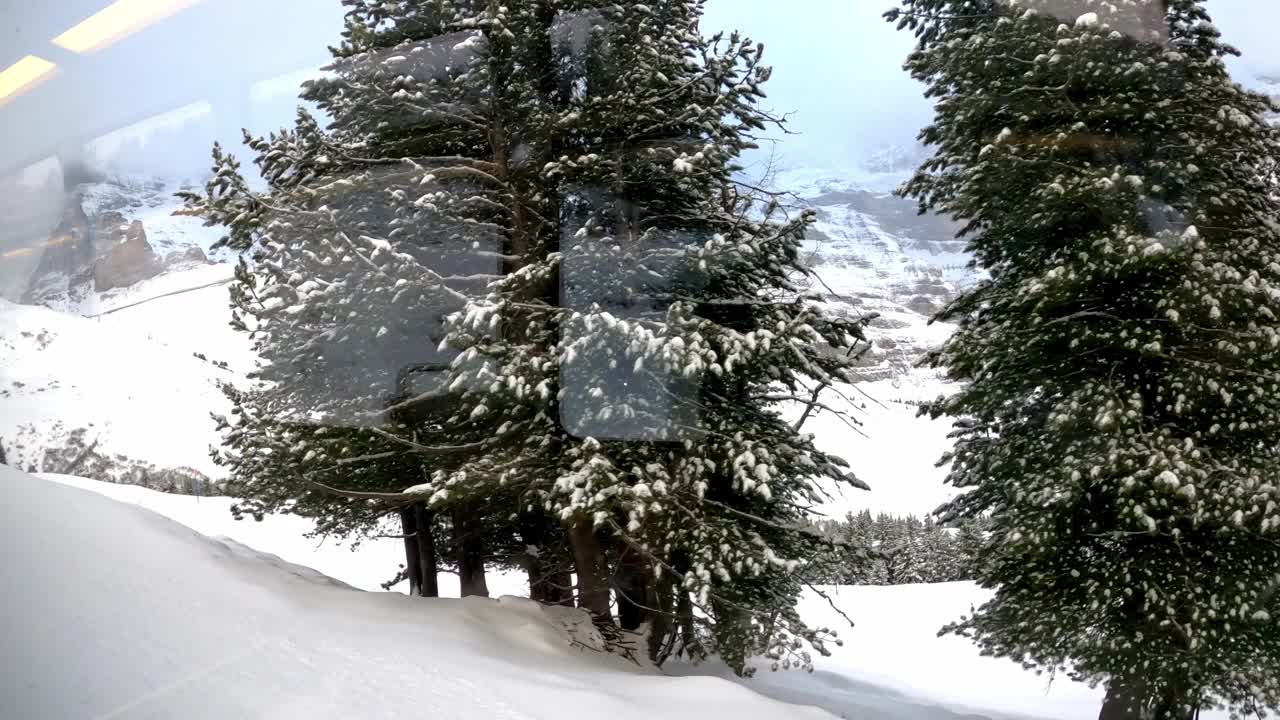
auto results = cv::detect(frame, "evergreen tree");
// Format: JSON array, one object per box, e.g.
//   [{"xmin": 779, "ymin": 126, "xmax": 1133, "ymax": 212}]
[
  {"xmin": 184, "ymin": 0, "xmax": 871, "ymax": 675},
  {"xmin": 952, "ymin": 518, "xmax": 987, "ymax": 581},
  {"xmin": 889, "ymin": 0, "xmax": 1280, "ymax": 716},
  {"xmin": 915, "ymin": 515, "xmax": 953, "ymax": 583}
]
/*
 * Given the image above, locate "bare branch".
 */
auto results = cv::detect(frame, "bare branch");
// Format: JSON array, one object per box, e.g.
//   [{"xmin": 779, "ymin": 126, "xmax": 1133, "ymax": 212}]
[
  {"xmin": 367, "ymin": 426, "xmax": 489, "ymax": 457},
  {"xmin": 304, "ymin": 479, "xmax": 420, "ymax": 504}
]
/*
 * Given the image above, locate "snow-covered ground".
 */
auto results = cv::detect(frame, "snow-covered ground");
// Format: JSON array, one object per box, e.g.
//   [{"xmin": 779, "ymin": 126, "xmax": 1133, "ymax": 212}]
[
  {"xmin": 0, "ymin": 264, "xmax": 249, "ymax": 477},
  {"xmin": 801, "ymin": 376, "xmax": 960, "ymax": 519},
  {"xmin": 2, "ymin": 466, "xmax": 832, "ymax": 720},
  {"xmin": 4, "ymin": 469, "xmax": 1140, "ymax": 720}
]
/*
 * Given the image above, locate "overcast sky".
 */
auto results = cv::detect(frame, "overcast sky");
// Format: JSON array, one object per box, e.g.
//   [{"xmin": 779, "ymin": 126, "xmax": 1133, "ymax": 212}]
[
  {"xmin": 700, "ymin": 0, "xmax": 1280, "ymax": 173},
  {"xmin": 8, "ymin": 0, "xmax": 1280, "ymax": 182},
  {"xmin": 702, "ymin": 0, "xmax": 931, "ymax": 171}
]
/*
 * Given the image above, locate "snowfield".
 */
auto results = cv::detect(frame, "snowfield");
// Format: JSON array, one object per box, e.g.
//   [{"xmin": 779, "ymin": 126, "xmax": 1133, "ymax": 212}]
[
  {"xmin": 799, "ymin": 375, "xmax": 961, "ymax": 519},
  {"xmin": 0, "ymin": 263, "xmax": 249, "ymax": 477},
  {"xmin": 2, "ymin": 468, "xmax": 1156, "ymax": 720}
]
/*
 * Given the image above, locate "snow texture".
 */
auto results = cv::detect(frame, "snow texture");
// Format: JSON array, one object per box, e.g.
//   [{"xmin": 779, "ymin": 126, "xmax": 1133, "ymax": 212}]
[
  {"xmin": 0, "ymin": 264, "xmax": 250, "ymax": 477},
  {"xmin": 1, "ymin": 466, "xmax": 830, "ymax": 720},
  {"xmin": 10, "ymin": 470, "xmax": 1232, "ymax": 720}
]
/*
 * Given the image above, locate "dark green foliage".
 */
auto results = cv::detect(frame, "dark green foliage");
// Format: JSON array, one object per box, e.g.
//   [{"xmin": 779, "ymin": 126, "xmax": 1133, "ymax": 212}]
[
  {"xmin": 810, "ymin": 511, "xmax": 988, "ymax": 585},
  {"xmin": 889, "ymin": 0, "xmax": 1280, "ymax": 716},
  {"xmin": 183, "ymin": 0, "xmax": 873, "ymax": 675}
]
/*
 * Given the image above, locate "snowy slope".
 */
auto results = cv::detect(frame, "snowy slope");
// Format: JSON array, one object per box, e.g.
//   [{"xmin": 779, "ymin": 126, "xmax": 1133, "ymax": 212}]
[
  {"xmin": 766, "ymin": 163, "xmax": 971, "ymax": 518},
  {"xmin": 798, "ymin": 376, "xmax": 959, "ymax": 519},
  {"xmin": 13, "ymin": 470, "xmax": 1182, "ymax": 720},
  {"xmin": 2, "ymin": 466, "xmax": 834, "ymax": 720},
  {"xmin": 0, "ymin": 263, "xmax": 248, "ymax": 477},
  {"xmin": 35, "ymin": 471, "xmax": 523, "ymax": 597}
]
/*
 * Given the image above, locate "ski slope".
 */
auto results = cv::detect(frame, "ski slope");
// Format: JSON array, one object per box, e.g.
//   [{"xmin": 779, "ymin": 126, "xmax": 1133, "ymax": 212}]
[{"xmin": 9, "ymin": 470, "xmax": 1170, "ymax": 720}]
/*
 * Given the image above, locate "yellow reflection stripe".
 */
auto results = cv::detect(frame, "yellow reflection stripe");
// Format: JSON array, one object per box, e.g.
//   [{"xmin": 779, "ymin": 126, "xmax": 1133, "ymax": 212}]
[
  {"xmin": 2, "ymin": 233, "xmax": 76, "ymax": 260},
  {"xmin": 0, "ymin": 56, "xmax": 57, "ymax": 107},
  {"xmin": 52, "ymin": 0, "xmax": 202, "ymax": 54}
]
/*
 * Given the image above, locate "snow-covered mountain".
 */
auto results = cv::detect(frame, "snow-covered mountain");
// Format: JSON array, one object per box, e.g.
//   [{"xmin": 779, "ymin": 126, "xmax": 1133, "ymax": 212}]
[
  {"xmin": 0, "ymin": 176, "xmax": 249, "ymax": 480},
  {"xmin": 762, "ymin": 162, "xmax": 972, "ymax": 517},
  {"xmin": 14, "ymin": 175, "xmax": 228, "ymax": 311},
  {"xmin": 786, "ymin": 173, "xmax": 972, "ymax": 380}
]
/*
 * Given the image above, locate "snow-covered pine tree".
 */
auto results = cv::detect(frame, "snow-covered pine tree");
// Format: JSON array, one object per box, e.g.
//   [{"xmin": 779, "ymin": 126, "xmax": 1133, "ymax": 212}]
[
  {"xmin": 184, "ymin": 1, "xmax": 558, "ymax": 598},
  {"xmin": 915, "ymin": 515, "xmax": 953, "ymax": 583},
  {"xmin": 183, "ymin": 0, "xmax": 870, "ymax": 675},
  {"xmin": 952, "ymin": 517, "xmax": 987, "ymax": 580},
  {"xmin": 888, "ymin": 0, "xmax": 1280, "ymax": 717},
  {"xmin": 418, "ymin": 1, "xmax": 873, "ymax": 674}
]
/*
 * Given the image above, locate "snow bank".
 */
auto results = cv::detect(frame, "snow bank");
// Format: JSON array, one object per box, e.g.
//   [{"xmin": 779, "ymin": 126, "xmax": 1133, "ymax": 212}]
[
  {"xmin": 18, "ymin": 470, "xmax": 1224, "ymax": 720},
  {"xmin": 11, "ymin": 472, "xmax": 1114, "ymax": 720},
  {"xmin": 1, "ymin": 465, "xmax": 831, "ymax": 720},
  {"xmin": 36, "ymin": 472, "xmax": 529, "ymax": 597}
]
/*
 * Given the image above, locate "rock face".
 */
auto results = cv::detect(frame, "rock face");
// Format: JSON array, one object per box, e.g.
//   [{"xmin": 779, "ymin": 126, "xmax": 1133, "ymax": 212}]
[
  {"xmin": 21, "ymin": 198, "xmax": 167, "ymax": 304},
  {"xmin": 93, "ymin": 220, "xmax": 162, "ymax": 292},
  {"xmin": 19, "ymin": 200, "xmax": 95, "ymax": 306},
  {"xmin": 17, "ymin": 177, "xmax": 219, "ymax": 309},
  {"xmin": 166, "ymin": 245, "xmax": 208, "ymax": 267}
]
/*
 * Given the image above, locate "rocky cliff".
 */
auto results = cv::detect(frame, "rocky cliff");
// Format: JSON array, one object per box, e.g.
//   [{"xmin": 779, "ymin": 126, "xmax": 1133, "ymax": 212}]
[{"xmin": 16, "ymin": 177, "xmax": 217, "ymax": 311}]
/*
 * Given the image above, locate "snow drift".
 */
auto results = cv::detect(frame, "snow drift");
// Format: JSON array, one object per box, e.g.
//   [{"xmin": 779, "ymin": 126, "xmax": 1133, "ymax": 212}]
[
  {"xmin": 4, "ymin": 469, "xmax": 1144, "ymax": 720},
  {"xmin": 0, "ymin": 465, "xmax": 830, "ymax": 720}
]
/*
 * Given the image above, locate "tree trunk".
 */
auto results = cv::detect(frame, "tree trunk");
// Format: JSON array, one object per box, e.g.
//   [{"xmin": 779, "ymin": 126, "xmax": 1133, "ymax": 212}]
[
  {"xmin": 549, "ymin": 567, "xmax": 574, "ymax": 607},
  {"xmin": 614, "ymin": 540, "xmax": 649, "ymax": 631},
  {"xmin": 452, "ymin": 502, "xmax": 489, "ymax": 598},
  {"xmin": 413, "ymin": 502, "xmax": 439, "ymax": 598},
  {"xmin": 524, "ymin": 540, "xmax": 573, "ymax": 606},
  {"xmin": 676, "ymin": 588, "xmax": 704, "ymax": 660},
  {"xmin": 399, "ymin": 506, "xmax": 423, "ymax": 597},
  {"xmin": 520, "ymin": 511, "xmax": 558, "ymax": 604},
  {"xmin": 647, "ymin": 565, "xmax": 676, "ymax": 664},
  {"xmin": 1099, "ymin": 679, "xmax": 1148, "ymax": 720},
  {"xmin": 1151, "ymin": 679, "xmax": 1198, "ymax": 720},
  {"xmin": 569, "ymin": 515, "xmax": 612, "ymax": 619}
]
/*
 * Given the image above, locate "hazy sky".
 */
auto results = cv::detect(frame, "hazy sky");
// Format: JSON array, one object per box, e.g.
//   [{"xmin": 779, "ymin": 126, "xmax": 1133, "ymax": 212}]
[
  {"xmin": 8, "ymin": 0, "xmax": 1280, "ymax": 181},
  {"xmin": 700, "ymin": 0, "xmax": 1280, "ymax": 172},
  {"xmin": 702, "ymin": 0, "xmax": 931, "ymax": 171}
]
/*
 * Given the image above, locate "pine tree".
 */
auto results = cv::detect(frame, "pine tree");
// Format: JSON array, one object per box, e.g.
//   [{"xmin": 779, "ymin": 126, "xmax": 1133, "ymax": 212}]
[
  {"xmin": 184, "ymin": 0, "xmax": 871, "ymax": 675},
  {"xmin": 952, "ymin": 518, "xmax": 987, "ymax": 581},
  {"xmin": 915, "ymin": 515, "xmax": 953, "ymax": 583},
  {"xmin": 888, "ymin": 0, "xmax": 1280, "ymax": 716}
]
